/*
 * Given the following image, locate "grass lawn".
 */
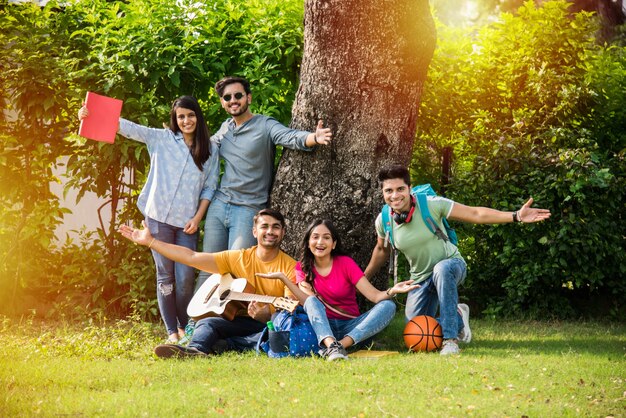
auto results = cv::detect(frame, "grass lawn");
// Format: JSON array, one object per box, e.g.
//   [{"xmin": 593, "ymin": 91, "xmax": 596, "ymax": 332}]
[{"xmin": 0, "ymin": 315, "xmax": 624, "ymax": 417}]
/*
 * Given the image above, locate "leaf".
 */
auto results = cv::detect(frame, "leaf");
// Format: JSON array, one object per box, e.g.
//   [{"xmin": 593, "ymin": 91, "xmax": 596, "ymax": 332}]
[{"xmin": 170, "ymin": 71, "xmax": 180, "ymax": 87}]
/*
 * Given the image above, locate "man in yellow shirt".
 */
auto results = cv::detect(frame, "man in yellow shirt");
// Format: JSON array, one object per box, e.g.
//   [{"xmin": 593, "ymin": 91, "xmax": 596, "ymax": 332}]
[{"xmin": 119, "ymin": 208, "xmax": 296, "ymax": 358}]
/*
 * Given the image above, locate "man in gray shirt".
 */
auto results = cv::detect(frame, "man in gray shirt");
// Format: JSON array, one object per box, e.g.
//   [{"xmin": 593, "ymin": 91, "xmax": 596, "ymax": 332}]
[{"xmin": 198, "ymin": 76, "xmax": 332, "ymax": 288}]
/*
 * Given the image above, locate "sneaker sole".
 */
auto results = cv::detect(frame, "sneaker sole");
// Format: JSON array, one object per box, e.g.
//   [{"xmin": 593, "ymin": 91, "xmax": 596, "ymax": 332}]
[
  {"xmin": 154, "ymin": 344, "xmax": 205, "ymax": 359},
  {"xmin": 458, "ymin": 303, "xmax": 472, "ymax": 343}
]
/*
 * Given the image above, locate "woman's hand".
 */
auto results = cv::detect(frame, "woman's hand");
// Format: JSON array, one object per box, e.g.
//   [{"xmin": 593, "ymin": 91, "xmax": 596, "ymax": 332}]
[
  {"xmin": 257, "ymin": 272, "xmax": 311, "ymax": 305},
  {"xmin": 256, "ymin": 272, "xmax": 289, "ymax": 282},
  {"xmin": 388, "ymin": 279, "xmax": 420, "ymax": 296},
  {"xmin": 183, "ymin": 218, "xmax": 200, "ymax": 234},
  {"xmin": 78, "ymin": 105, "xmax": 89, "ymax": 120},
  {"xmin": 118, "ymin": 221, "xmax": 153, "ymax": 246}
]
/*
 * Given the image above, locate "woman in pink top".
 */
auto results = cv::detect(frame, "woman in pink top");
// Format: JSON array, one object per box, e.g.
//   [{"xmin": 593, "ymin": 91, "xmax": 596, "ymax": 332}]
[{"xmin": 261, "ymin": 219, "xmax": 417, "ymax": 361}]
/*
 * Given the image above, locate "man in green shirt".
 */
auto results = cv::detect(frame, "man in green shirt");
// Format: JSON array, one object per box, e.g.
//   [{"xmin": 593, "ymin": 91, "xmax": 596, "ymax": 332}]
[{"xmin": 364, "ymin": 165, "xmax": 551, "ymax": 355}]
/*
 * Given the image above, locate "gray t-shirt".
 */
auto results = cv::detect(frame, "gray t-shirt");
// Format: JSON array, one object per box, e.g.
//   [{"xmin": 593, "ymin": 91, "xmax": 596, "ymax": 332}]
[{"xmin": 210, "ymin": 114, "xmax": 311, "ymax": 208}]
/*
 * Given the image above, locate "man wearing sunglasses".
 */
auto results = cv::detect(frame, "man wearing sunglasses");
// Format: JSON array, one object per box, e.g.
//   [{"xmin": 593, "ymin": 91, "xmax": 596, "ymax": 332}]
[{"xmin": 198, "ymin": 76, "xmax": 332, "ymax": 289}]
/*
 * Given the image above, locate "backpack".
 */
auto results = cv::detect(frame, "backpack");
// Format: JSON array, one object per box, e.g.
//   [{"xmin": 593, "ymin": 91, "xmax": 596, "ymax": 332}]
[
  {"xmin": 256, "ymin": 306, "xmax": 319, "ymax": 358},
  {"xmin": 381, "ymin": 183, "xmax": 458, "ymax": 249}
]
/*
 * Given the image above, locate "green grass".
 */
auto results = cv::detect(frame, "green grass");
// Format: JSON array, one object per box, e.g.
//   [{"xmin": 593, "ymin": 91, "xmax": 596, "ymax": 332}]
[{"xmin": 1, "ymin": 316, "xmax": 624, "ymax": 417}]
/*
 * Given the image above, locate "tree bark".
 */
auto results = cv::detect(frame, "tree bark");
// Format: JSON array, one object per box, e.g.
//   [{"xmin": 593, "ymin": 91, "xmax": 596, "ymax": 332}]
[{"xmin": 271, "ymin": 0, "xmax": 436, "ymax": 289}]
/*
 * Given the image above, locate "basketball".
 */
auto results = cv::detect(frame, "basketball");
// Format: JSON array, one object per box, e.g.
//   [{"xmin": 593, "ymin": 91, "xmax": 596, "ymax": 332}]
[{"xmin": 403, "ymin": 315, "xmax": 443, "ymax": 352}]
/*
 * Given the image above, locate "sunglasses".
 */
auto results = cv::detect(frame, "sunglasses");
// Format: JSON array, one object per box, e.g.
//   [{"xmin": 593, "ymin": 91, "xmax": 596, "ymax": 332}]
[{"xmin": 222, "ymin": 92, "xmax": 246, "ymax": 102}]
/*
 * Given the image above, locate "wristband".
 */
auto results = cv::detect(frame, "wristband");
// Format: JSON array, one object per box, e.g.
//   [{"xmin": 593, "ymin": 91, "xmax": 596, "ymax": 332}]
[
  {"xmin": 314, "ymin": 136, "xmax": 321, "ymax": 145},
  {"xmin": 386, "ymin": 288, "xmax": 393, "ymax": 297},
  {"xmin": 513, "ymin": 211, "xmax": 520, "ymax": 223},
  {"xmin": 148, "ymin": 238, "xmax": 156, "ymax": 249}
]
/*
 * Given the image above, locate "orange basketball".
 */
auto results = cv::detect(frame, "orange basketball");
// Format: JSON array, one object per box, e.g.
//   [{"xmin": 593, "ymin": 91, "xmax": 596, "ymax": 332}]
[{"xmin": 403, "ymin": 315, "xmax": 443, "ymax": 352}]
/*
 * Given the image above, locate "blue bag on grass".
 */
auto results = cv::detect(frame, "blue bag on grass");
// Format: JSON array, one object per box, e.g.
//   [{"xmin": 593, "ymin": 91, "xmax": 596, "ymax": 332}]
[{"xmin": 256, "ymin": 306, "xmax": 318, "ymax": 358}]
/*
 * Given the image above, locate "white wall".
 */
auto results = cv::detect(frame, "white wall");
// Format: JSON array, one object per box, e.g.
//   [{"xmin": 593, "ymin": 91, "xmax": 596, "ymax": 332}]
[{"xmin": 50, "ymin": 156, "xmax": 124, "ymax": 244}]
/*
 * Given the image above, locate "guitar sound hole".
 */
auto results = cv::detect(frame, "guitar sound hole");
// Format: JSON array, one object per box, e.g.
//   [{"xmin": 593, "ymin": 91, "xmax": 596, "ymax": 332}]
[{"xmin": 219, "ymin": 289, "xmax": 231, "ymax": 301}]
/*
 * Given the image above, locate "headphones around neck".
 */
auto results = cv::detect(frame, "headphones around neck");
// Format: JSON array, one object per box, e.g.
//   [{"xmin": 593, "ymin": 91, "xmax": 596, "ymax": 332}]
[{"xmin": 392, "ymin": 195, "xmax": 416, "ymax": 224}]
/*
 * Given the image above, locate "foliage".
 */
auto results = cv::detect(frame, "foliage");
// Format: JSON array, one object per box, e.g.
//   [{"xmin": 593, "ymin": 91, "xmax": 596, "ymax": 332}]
[
  {"xmin": 430, "ymin": 0, "xmax": 626, "ymax": 37},
  {"xmin": 48, "ymin": 229, "xmax": 158, "ymax": 319},
  {"xmin": 415, "ymin": 1, "xmax": 626, "ymax": 318},
  {"xmin": 0, "ymin": 1, "xmax": 76, "ymax": 315},
  {"xmin": 1, "ymin": 316, "xmax": 625, "ymax": 416},
  {"xmin": 0, "ymin": 0, "xmax": 304, "ymax": 319}
]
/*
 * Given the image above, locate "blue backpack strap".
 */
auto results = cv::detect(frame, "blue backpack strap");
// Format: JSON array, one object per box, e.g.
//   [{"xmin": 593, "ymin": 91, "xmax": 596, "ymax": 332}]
[
  {"xmin": 380, "ymin": 204, "xmax": 398, "ymax": 283},
  {"xmin": 442, "ymin": 218, "xmax": 458, "ymax": 245},
  {"xmin": 416, "ymin": 192, "xmax": 450, "ymax": 243},
  {"xmin": 255, "ymin": 326, "xmax": 270, "ymax": 355},
  {"xmin": 381, "ymin": 203, "xmax": 395, "ymax": 249}
]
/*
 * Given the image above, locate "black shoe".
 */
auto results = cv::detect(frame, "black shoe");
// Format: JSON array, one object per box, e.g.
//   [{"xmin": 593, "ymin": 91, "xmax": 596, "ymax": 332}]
[{"xmin": 154, "ymin": 344, "xmax": 207, "ymax": 359}]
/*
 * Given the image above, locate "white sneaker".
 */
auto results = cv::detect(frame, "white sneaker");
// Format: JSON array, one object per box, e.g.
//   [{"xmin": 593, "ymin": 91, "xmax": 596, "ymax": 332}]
[
  {"xmin": 440, "ymin": 339, "xmax": 460, "ymax": 356},
  {"xmin": 457, "ymin": 303, "xmax": 472, "ymax": 343}
]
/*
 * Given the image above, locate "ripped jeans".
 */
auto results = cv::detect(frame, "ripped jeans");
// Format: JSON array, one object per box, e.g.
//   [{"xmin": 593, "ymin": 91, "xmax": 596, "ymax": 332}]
[
  {"xmin": 146, "ymin": 217, "xmax": 198, "ymax": 336},
  {"xmin": 304, "ymin": 296, "xmax": 397, "ymax": 348}
]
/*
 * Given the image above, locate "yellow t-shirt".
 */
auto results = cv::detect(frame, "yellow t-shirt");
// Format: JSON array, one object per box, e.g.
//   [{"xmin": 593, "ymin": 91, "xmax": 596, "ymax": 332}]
[{"xmin": 213, "ymin": 246, "xmax": 297, "ymax": 299}]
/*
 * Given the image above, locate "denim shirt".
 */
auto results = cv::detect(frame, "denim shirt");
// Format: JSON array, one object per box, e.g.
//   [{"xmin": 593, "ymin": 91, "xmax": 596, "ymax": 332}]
[
  {"xmin": 119, "ymin": 118, "xmax": 219, "ymax": 228},
  {"xmin": 210, "ymin": 114, "xmax": 312, "ymax": 208}
]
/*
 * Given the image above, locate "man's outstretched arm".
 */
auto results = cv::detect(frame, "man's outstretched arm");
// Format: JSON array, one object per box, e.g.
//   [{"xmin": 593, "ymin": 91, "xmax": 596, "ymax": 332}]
[
  {"xmin": 448, "ymin": 197, "xmax": 551, "ymax": 225},
  {"xmin": 119, "ymin": 222, "xmax": 220, "ymax": 273}
]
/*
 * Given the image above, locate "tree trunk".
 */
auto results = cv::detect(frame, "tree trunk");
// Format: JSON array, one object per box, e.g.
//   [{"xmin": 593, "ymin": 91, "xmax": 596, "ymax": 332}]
[{"xmin": 271, "ymin": 0, "xmax": 436, "ymax": 289}]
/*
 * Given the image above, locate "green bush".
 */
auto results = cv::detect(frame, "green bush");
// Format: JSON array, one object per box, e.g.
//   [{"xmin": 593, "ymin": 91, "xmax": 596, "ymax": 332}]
[{"xmin": 415, "ymin": 0, "xmax": 625, "ymax": 318}]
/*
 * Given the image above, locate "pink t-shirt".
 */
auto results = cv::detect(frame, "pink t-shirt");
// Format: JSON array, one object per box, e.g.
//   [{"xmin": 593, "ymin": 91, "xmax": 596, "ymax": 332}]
[{"xmin": 295, "ymin": 255, "xmax": 364, "ymax": 320}]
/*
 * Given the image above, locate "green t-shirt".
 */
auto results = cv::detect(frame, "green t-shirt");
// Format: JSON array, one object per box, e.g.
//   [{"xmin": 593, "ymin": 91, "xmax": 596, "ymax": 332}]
[{"xmin": 375, "ymin": 196, "xmax": 464, "ymax": 283}]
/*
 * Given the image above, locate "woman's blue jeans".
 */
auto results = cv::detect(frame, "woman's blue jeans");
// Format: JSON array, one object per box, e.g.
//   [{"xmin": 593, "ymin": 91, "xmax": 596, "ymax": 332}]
[
  {"xmin": 197, "ymin": 199, "xmax": 260, "ymax": 290},
  {"xmin": 404, "ymin": 257, "xmax": 467, "ymax": 340},
  {"xmin": 303, "ymin": 296, "xmax": 396, "ymax": 347},
  {"xmin": 146, "ymin": 217, "xmax": 198, "ymax": 336}
]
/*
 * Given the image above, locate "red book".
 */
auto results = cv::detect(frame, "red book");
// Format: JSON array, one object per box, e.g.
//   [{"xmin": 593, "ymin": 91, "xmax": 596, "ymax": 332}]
[{"xmin": 78, "ymin": 92, "xmax": 123, "ymax": 143}]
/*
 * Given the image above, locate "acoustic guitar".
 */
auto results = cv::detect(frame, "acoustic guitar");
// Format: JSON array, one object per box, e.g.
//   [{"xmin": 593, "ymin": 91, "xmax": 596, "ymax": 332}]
[{"xmin": 187, "ymin": 273, "xmax": 299, "ymax": 321}]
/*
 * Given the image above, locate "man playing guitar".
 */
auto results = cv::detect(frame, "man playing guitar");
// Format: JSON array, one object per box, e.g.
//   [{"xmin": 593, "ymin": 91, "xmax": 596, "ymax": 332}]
[{"xmin": 119, "ymin": 208, "xmax": 297, "ymax": 358}]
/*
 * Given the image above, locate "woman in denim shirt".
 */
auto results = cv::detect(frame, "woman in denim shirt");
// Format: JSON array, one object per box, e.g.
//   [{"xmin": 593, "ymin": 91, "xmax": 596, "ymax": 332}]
[{"xmin": 79, "ymin": 96, "xmax": 219, "ymax": 343}]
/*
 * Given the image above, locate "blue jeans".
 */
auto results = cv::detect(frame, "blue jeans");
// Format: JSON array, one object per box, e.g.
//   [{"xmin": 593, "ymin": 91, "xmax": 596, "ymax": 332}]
[
  {"xmin": 405, "ymin": 257, "xmax": 467, "ymax": 340},
  {"xmin": 146, "ymin": 217, "xmax": 198, "ymax": 336},
  {"xmin": 303, "ymin": 296, "xmax": 396, "ymax": 347},
  {"xmin": 197, "ymin": 199, "xmax": 260, "ymax": 289},
  {"xmin": 188, "ymin": 315, "xmax": 265, "ymax": 354}
]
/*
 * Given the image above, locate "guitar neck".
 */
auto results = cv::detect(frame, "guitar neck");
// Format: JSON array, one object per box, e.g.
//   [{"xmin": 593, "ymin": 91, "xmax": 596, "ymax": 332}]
[{"xmin": 227, "ymin": 292, "xmax": 276, "ymax": 305}]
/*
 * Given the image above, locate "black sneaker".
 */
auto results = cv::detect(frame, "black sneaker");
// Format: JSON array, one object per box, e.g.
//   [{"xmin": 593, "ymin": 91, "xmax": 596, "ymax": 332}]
[
  {"xmin": 154, "ymin": 344, "xmax": 207, "ymax": 359},
  {"xmin": 320, "ymin": 341, "xmax": 348, "ymax": 361}
]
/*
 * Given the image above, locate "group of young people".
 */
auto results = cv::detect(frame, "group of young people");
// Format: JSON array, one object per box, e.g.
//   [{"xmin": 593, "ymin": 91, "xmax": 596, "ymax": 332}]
[
  {"xmin": 85, "ymin": 75, "xmax": 551, "ymax": 360},
  {"xmin": 80, "ymin": 76, "xmax": 331, "ymax": 345}
]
